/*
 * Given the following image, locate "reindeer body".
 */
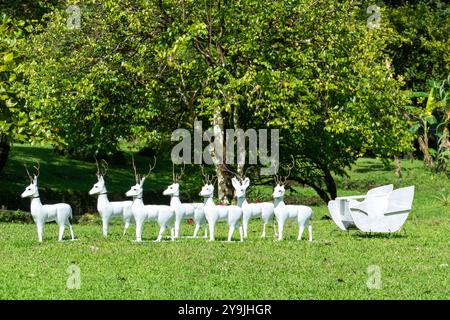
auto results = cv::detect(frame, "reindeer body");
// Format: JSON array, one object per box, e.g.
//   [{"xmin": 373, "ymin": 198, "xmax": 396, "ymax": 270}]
[
  {"xmin": 126, "ymin": 158, "xmax": 175, "ymax": 242},
  {"xmin": 200, "ymin": 183, "xmax": 243, "ymax": 242},
  {"xmin": 241, "ymin": 201, "xmax": 275, "ymax": 238},
  {"xmin": 21, "ymin": 172, "xmax": 74, "ymax": 242},
  {"xmin": 89, "ymin": 175, "xmax": 133, "ymax": 237},
  {"xmin": 232, "ymin": 177, "xmax": 276, "ymax": 238},
  {"xmin": 272, "ymin": 184, "xmax": 313, "ymax": 241},
  {"xmin": 163, "ymin": 182, "xmax": 207, "ymax": 238},
  {"xmin": 129, "ymin": 196, "xmax": 175, "ymax": 242}
]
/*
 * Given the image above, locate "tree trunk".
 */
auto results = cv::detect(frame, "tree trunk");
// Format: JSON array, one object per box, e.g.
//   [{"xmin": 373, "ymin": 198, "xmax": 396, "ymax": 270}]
[
  {"xmin": 323, "ymin": 168, "xmax": 337, "ymax": 201},
  {"xmin": 418, "ymin": 132, "xmax": 434, "ymax": 168},
  {"xmin": 394, "ymin": 156, "xmax": 402, "ymax": 178},
  {"xmin": 211, "ymin": 108, "xmax": 233, "ymax": 203},
  {"xmin": 233, "ymin": 106, "xmax": 245, "ymax": 178},
  {"xmin": 0, "ymin": 135, "xmax": 10, "ymax": 174}
]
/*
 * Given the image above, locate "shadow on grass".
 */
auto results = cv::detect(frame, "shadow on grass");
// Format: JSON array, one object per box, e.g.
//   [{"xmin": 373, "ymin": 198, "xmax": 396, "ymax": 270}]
[
  {"xmin": 351, "ymin": 231, "xmax": 407, "ymax": 239},
  {"xmin": 352, "ymin": 162, "xmax": 392, "ymax": 173}
]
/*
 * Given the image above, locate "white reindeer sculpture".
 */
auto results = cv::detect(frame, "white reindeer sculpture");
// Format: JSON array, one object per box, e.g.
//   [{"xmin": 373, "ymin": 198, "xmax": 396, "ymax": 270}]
[
  {"xmin": 20, "ymin": 163, "xmax": 75, "ymax": 242},
  {"xmin": 229, "ymin": 170, "xmax": 276, "ymax": 238},
  {"xmin": 163, "ymin": 164, "xmax": 207, "ymax": 238},
  {"xmin": 199, "ymin": 167, "xmax": 243, "ymax": 242},
  {"xmin": 272, "ymin": 162, "xmax": 313, "ymax": 241},
  {"xmin": 89, "ymin": 158, "xmax": 133, "ymax": 237},
  {"xmin": 125, "ymin": 157, "xmax": 175, "ymax": 242}
]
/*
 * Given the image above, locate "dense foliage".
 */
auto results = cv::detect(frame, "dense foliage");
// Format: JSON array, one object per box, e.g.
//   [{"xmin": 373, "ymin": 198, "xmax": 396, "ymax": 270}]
[{"xmin": 0, "ymin": 0, "xmax": 448, "ymax": 201}]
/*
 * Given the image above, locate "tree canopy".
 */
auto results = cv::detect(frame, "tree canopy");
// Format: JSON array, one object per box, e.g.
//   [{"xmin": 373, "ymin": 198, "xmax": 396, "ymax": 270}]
[{"xmin": 1, "ymin": 0, "xmax": 448, "ymax": 201}]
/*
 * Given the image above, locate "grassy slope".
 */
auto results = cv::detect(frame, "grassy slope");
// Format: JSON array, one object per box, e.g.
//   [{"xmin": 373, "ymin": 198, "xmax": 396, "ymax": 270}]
[
  {"xmin": 2, "ymin": 144, "xmax": 449, "ymax": 219},
  {"xmin": 0, "ymin": 145, "xmax": 449, "ymax": 299},
  {"xmin": 1, "ymin": 144, "xmax": 176, "ymax": 196}
]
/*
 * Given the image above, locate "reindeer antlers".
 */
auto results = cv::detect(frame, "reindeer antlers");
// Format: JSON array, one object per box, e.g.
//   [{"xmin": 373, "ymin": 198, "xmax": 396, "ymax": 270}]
[
  {"xmin": 222, "ymin": 164, "xmax": 251, "ymax": 183},
  {"xmin": 24, "ymin": 161, "xmax": 40, "ymax": 183},
  {"xmin": 131, "ymin": 155, "xmax": 139, "ymax": 184},
  {"xmin": 144, "ymin": 156, "xmax": 157, "ymax": 179},
  {"xmin": 275, "ymin": 156, "xmax": 295, "ymax": 186},
  {"xmin": 94, "ymin": 156, "xmax": 108, "ymax": 178},
  {"xmin": 24, "ymin": 164, "xmax": 32, "ymax": 183},
  {"xmin": 172, "ymin": 162, "xmax": 185, "ymax": 183},
  {"xmin": 33, "ymin": 162, "xmax": 40, "ymax": 178},
  {"xmin": 132, "ymin": 155, "xmax": 156, "ymax": 184},
  {"xmin": 200, "ymin": 164, "xmax": 217, "ymax": 185}
]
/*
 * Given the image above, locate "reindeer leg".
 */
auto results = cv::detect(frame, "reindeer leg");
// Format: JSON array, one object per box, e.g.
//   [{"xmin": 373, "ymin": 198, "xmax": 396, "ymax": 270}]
[
  {"xmin": 69, "ymin": 223, "xmax": 75, "ymax": 241},
  {"xmin": 193, "ymin": 223, "xmax": 200, "ymax": 238},
  {"xmin": 170, "ymin": 226, "xmax": 175, "ymax": 241},
  {"xmin": 36, "ymin": 222, "xmax": 44, "ymax": 243},
  {"xmin": 273, "ymin": 220, "xmax": 278, "ymax": 238},
  {"xmin": 58, "ymin": 224, "xmax": 65, "ymax": 241},
  {"xmin": 242, "ymin": 216, "xmax": 249, "ymax": 238},
  {"xmin": 261, "ymin": 222, "xmax": 267, "ymax": 238},
  {"xmin": 297, "ymin": 225, "xmax": 305, "ymax": 241},
  {"xmin": 227, "ymin": 225, "xmax": 236, "ymax": 242},
  {"xmin": 203, "ymin": 223, "xmax": 208, "ymax": 238},
  {"xmin": 123, "ymin": 219, "xmax": 130, "ymax": 236},
  {"xmin": 155, "ymin": 225, "xmax": 165, "ymax": 242},
  {"xmin": 208, "ymin": 221, "xmax": 215, "ymax": 242},
  {"xmin": 135, "ymin": 219, "xmax": 144, "ymax": 242},
  {"xmin": 277, "ymin": 219, "xmax": 285, "ymax": 241},
  {"xmin": 308, "ymin": 223, "xmax": 313, "ymax": 242},
  {"xmin": 102, "ymin": 217, "xmax": 109, "ymax": 238},
  {"xmin": 174, "ymin": 216, "xmax": 182, "ymax": 238}
]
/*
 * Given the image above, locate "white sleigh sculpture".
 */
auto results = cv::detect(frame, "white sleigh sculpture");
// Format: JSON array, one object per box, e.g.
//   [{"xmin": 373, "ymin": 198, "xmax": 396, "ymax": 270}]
[
  {"xmin": 328, "ymin": 185, "xmax": 415, "ymax": 233},
  {"xmin": 328, "ymin": 185, "xmax": 393, "ymax": 231}
]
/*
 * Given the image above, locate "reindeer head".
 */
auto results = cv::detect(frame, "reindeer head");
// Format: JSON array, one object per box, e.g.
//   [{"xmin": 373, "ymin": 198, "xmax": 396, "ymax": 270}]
[
  {"xmin": 21, "ymin": 162, "xmax": 40, "ymax": 198},
  {"xmin": 163, "ymin": 162, "xmax": 185, "ymax": 196},
  {"xmin": 272, "ymin": 183, "xmax": 285, "ymax": 199},
  {"xmin": 199, "ymin": 165, "xmax": 216, "ymax": 198},
  {"xmin": 125, "ymin": 155, "xmax": 156, "ymax": 198},
  {"xmin": 272, "ymin": 158, "xmax": 295, "ymax": 199},
  {"xmin": 223, "ymin": 165, "xmax": 251, "ymax": 199},
  {"xmin": 163, "ymin": 182, "xmax": 180, "ymax": 196},
  {"xmin": 89, "ymin": 158, "xmax": 108, "ymax": 195},
  {"xmin": 199, "ymin": 183, "xmax": 215, "ymax": 198},
  {"xmin": 231, "ymin": 176, "xmax": 250, "ymax": 199}
]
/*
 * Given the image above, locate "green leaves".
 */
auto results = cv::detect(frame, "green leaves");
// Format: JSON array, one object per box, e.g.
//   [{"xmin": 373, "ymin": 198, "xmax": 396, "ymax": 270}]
[
  {"xmin": 424, "ymin": 115, "xmax": 437, "ymax": 125},
  {"xmin": 7, "ymin": 0, "xmax": 444, "ymax": 192},
  {"xmin": 2, "ymin": 52, "xmax": 13, "ymax": 63},
  {"xmin": 0, "ymin": 15, "xmax": 34, "ymax": 146}
]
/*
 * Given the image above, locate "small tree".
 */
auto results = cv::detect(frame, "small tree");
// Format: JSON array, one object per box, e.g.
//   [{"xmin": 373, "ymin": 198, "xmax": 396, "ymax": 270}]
[{"xmin": 410, "ymin": 75, "xmax": 450, "ymax": 173}]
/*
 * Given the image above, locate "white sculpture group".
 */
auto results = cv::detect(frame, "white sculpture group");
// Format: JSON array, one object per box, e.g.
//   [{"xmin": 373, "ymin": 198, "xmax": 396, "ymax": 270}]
[{"xmin": 20, "ymin": 158, "xmax": 414, "ymax": 243}]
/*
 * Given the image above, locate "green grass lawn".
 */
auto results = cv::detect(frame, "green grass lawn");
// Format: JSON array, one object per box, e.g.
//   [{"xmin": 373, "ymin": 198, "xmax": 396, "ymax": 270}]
[
  {"xmin": 0, "ymin": 144, "xmax": 449, "ymax": 299},
  {"xmin": 0, "ymin": 220, "xmax": 449, "ymax": 299}
]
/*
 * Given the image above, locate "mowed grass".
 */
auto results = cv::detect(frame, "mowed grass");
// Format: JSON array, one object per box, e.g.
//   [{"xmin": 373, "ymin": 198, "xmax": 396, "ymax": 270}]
[
  {"xmin": 0, "ymin": 219, "xmax": 449, "ymax": 299},
  {"xmin": 0, "ymin": 145, "xmax": 449, "ymax": 299}
]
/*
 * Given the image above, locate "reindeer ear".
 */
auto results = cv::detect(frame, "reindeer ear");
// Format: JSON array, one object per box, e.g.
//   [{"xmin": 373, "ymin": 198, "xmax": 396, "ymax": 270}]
[
  {"xmin": 243, "ymin": 177, "xmax": 250, "ymax": 188},
  {"xmin": 231, "ymin": 177, "xmax": 240, "ymax": 189},
  {"xmin": 140, "ymin": 177, "xmax": 146, "ymax": 186}
]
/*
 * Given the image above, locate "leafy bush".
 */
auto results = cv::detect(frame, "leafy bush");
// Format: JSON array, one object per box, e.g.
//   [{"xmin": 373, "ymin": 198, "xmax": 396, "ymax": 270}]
[{"xmin": 0, "ymin": 209, "xmax": 33, "ymax": 223}]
